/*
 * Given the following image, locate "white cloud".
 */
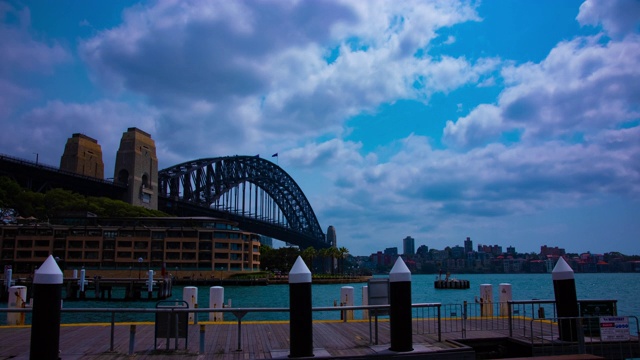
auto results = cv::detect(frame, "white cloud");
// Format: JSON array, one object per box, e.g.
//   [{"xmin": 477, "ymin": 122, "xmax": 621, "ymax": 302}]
[
  {"xmin": 501, "ymin": 35, "xmax": 640, "ymax": 140},
  {"xmin": 0, "ymin": 2, "xmax": 71, "ymax": 115},
  {"xmin": 577, "ymin": 0, "xmax": 640, "ymax": 38},
  {"xmin": 0, "ymin": 4, "xmax": 70, "ymax": 75},
  {"xmin": 78, "ymin": 0, "xmax": 492, "ymax": 162},
  {"xmin": 443, "ymin": 104, "xmax": 504, "ymax": 148},
  {"xmin": 1, "ymin": 100, "xmax": 158, "ymax": 175}
]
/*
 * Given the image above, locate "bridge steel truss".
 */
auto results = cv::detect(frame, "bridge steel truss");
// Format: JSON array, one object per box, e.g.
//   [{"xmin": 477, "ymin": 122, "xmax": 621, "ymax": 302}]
[{"xmin": 158, "ymin": 156, "xmax": 328, "ymax": 249}]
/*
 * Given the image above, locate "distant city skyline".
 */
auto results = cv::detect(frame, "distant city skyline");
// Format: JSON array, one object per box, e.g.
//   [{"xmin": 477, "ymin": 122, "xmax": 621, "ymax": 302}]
[
  {"xmin": 1, "ymin": 1, "xmax": 639, "ymax": 256},
  {"xmin": 375, "ymin": 236, "xmax": 639, "ymax": 258}
]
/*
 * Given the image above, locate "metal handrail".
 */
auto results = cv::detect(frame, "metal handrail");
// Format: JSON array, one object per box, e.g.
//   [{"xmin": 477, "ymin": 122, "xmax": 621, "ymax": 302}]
[{"xmin": 528, "ymin": 315, "xmax": 640, "ymax": 357}]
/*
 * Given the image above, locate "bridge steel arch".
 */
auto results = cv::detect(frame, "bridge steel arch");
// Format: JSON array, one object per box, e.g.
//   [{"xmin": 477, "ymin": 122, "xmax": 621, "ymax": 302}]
[{"xmin": 158, "ymin": 156, "xmax": 328, "ymax": 249}]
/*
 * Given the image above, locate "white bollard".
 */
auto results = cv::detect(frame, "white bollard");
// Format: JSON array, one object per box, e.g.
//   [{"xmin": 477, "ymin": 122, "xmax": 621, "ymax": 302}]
[
  {"xmin": 183, "ymin": 286, "xmax": 198, "ymax": 322},
  {"xmin": 209, "ymin": 286, "xmax": 224, "ymax": 322},
  {"xmin": 499, "ymin": 283, "xmax": 512, "ymax": 317},
  {"xmin": 72, "ymin": 269, "xmax": 78, "ymax": 279},
  {"xmin": 362, "ymin": 286, "xmax": 369, "ymax": 319},
  {"xmin": 341, "ymin": 286, "xmax": 354, "ymax": 321},
  {"xmin": 480, "ymin": 284, "xmax": 493, "ymax": 317},
  {"xmin": 147, "ymin": 270, "xmax": 154, "ymax": 292},
  {"xmin": 79, "ymin": 268, "xmax": 86, "ymax": 292},
  {"xmin": 5, "ymin": 268, "xmax": 12, "ymax": 291},
  {"xmin": 7, "ymin": 286, "xmax": 27, "ymax": 325}
]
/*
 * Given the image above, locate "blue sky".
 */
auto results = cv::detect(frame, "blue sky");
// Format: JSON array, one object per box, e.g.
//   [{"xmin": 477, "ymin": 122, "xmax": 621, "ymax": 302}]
[{"xmin": 1, "ymin": 0, "xmax": 639, "ymax": 256}]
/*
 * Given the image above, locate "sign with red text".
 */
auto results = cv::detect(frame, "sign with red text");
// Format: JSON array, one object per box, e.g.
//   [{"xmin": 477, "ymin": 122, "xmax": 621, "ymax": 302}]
[{"xmin": 599, "ymin": 316, "xmax": 630, "ymax": 341}]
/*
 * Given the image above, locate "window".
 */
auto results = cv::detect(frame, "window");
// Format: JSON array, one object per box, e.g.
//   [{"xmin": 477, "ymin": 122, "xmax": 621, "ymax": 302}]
[
  {"xmin": 214, "ymin": 232, "xmax": 228, "ymax": 239},
  {"xmin": 134, "ymin": 241, "xmax": 148, "ymax": 249},
  {"xmin": 117, "ymin": 241, "xmax": 132, "ymax": 248},
  {"xmin": 35, "ymin": 240, "xmax": 50, "ymax": 247}
]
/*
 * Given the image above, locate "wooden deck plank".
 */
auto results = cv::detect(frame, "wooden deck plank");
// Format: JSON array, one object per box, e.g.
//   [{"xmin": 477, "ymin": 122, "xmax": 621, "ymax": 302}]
[{"xmin": 0, "ymin": 318, "xmax": 636, "ymax": 359}]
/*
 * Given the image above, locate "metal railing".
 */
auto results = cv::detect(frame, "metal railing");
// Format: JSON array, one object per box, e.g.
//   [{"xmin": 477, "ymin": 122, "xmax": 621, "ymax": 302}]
[
  {"xmin": 528, "ymin": 315, "xmax": 640, "ymax": 358},
  {"xmin": 1, "ymin": 304, "xmax": 400, "ymax": 352},
  {"xmin": 2, "ymin": 300, "xmax": 638, "ymax": 356}
]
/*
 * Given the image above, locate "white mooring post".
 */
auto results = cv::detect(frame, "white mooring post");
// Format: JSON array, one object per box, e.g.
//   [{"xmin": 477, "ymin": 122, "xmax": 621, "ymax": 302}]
[
  {"xmin": 499, "ymin": 283, "xmax": 512, "ymax": 317},
  {"xmin": 209, "ymin": 286, "xmax": 224, "ymax": 322},
  {"xmin": 341, "ymin": 286, "xmax": 354, "ymax": 321},
  {"xmin": 480, "ymin": 284, "xmax": 493, "ymax": 317},
  {"xmin": 183, "ymin": 286, "xmax": 198, "ymax": 323},
  {"xmin": 361, "ymin": 285, "xmax": 369, "ymax": 319},
  {"xmin": 7, "ymin": 285, "xmax": 27, "ymax": 325}
]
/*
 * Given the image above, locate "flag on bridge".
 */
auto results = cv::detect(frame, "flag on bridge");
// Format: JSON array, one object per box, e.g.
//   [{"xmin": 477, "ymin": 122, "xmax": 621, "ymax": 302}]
[{"xmin": 272, "ymin": 153, "xmax": 278, "ymax": 157}]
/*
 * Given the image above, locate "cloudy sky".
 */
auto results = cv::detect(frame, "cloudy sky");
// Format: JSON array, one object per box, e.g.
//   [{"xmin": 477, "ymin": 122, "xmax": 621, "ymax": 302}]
[{"xmin": 1, "ymin": 0, "xmax": 639, "ymax": 256}]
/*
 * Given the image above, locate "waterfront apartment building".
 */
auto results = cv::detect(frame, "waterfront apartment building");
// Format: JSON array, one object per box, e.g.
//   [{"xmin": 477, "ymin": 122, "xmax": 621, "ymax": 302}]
[{"xmin": 0, "ymin": 216, "xmax": 261, "ymax": 274}]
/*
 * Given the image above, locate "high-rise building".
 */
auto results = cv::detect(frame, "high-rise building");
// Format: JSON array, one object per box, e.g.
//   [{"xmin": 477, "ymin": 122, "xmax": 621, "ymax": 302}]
[
  {"xmin": 326, "ymin": 226, "xmax": 337, "ymax": 247},
  {"xmin": 59, "ymin": 133, "xmax": 105, "ymax": 179},
  {"xmin": 464, "ymin": 237, "xmax": 473, "ymax": 254},
  {"xmin": 402, "ymin": 236, "xmax": 415, "ymax": 256}
]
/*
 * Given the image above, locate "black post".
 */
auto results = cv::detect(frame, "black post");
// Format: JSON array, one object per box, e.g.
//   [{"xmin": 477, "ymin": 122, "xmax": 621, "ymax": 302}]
[
  {"xmin": 30, "ymin": 255, "xmax": 63, "ymax": 360},
  {"xmin": 389, "ymin": 257, "xmax": 413, "ymax": 352},
  {"xmin": 552, "ymin": 257, "xmax": 579, "ymax": 341},
  {"xmin": 289, "ymin": 256, "xmax": 313, "ymax": 358}
]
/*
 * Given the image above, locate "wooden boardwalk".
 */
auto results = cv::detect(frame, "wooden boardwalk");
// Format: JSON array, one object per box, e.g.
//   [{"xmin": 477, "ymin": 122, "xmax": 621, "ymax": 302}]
[
  {"xmin": 0, "ymin": 318, "xmax": 637, "ymax": 359},
  {"xmin": 0, "ymin": 319, "xmax": 474, "ymax": 360}
]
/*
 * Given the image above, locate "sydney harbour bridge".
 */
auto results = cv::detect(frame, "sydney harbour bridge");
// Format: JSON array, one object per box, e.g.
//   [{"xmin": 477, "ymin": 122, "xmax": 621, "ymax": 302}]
[{"xmin": 0, "ymin": 154, "xmax": 329, "ymax": 249}]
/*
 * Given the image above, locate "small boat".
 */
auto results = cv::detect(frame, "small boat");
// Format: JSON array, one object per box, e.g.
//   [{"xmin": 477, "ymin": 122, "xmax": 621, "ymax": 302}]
[{"xmin": 434, "ymin": 271, "xmax": 470, "ymax": 289}]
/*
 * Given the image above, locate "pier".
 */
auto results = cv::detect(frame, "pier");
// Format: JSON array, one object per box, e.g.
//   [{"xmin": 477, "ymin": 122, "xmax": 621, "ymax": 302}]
[
  {"xmin": 1, "ymin": 302, "xmax": 638, "ymax": 359},
  {"xmin": 6, "ymin": 276, "xmax": 174, "ymax": 301},
  {"xmin": 64, "ymin": 277, "xmax": 173, "ymax": 301}
]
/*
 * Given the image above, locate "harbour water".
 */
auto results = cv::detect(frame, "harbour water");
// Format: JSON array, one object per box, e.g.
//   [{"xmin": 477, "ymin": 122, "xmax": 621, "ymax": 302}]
[{"xmin": 3, "ymin": 272, "xmax": 640, "ymax": 323}]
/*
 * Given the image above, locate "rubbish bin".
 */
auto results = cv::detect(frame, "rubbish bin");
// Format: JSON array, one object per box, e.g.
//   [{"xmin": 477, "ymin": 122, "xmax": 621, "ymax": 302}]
[
  {"xmin": 155, "ymin": 300, "xmax": 189, "ymax": 350},
  {"xmin": 579, "ymin": 300, "xmax": 617, "ymax": 336}
]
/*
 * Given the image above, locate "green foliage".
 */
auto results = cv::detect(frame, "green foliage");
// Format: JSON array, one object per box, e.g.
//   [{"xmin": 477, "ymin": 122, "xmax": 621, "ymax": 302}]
[
  {"xmin": 0, "ymin": 176, "xmax": 167, "ymax": 219},
  {"xmin": 259, "ymin": 245, "xmax": 301, "ymax": 272}
]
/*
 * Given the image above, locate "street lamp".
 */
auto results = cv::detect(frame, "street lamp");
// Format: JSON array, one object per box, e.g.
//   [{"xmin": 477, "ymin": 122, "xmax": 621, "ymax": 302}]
[
  {"xmin": 33, "ymin": 153, "xmax": 39, "ymax": 165},
  {"xmin": 138, "ymin": 257, "xmax": 143, "ymax": 279}
]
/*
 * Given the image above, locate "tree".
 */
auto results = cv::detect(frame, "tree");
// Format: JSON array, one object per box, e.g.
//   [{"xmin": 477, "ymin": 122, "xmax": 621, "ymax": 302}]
[
  {"xmin": 318, "ymin": 247, "xmax": 329, "ymax": 273},
  {"xmin": 301, "ymin": 247, "xmax": 316, "ymax": 271},
  {"xmin": 338, "ymin": 246, "xmax": 349, "ymax": 274},
  {"xmin": 0, "ymin": 177, "xmax": 168, "ymax": 220},
  {"xmin": 328, "ymin": 246, "xmax": 340, "ymax": 274}
]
